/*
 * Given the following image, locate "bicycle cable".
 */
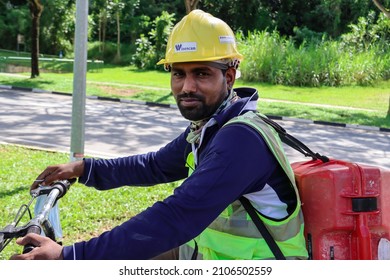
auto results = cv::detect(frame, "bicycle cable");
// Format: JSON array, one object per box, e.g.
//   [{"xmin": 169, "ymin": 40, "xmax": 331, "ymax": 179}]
[{"xmin": 0, "ymin": 195, "xmax": 36, "ymax": 252}]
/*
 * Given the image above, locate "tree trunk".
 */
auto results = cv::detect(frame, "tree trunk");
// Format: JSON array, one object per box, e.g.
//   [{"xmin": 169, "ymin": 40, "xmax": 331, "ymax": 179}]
[
  {"xmin": 372, "ymin": 0, "xmax": 390, "ymax": 18},
  {"xmin": 99, "ymin": 14, "xmax": 102, "ymax": 52},
  {"xmin": 29, "ymin": 0, "xmax": 43, "ymax": 78},
  {"xmin": 388, "ymin": 96, "xmax": 390, "ymax": 117},
  {"xmin": 115, "ymin": 11, "xmax": 121, "ymax": 62},
  {"xmin": 184, "ymin": 0, "xmax": 200, "ymax": 14},
  {"xmin": 102, "ymin": 10, "xmax": 107, "ymax": 53}
]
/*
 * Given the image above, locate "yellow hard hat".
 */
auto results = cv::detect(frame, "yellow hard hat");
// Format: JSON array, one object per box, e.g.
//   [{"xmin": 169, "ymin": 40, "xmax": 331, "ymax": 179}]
[{"xmin": 157, "ymin": 10, "xmax": 243, "ymax": 67}]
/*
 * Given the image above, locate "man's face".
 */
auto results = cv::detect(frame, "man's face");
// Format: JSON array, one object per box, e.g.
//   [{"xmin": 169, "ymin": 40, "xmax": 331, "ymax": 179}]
[{"xmin": 170, "ymin": 62, "xmax": 235, "ymax": 121}]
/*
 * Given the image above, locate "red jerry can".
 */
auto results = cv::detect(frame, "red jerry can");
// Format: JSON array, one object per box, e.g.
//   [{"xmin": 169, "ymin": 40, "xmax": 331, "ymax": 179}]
[{"xmin": 292, "ymin": 159, "xmax": 390, "ymax": 260}]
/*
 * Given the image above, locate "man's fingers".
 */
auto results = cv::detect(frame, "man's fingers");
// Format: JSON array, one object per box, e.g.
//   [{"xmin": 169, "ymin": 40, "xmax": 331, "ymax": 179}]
[
  {"xmin": 39, "ymin": 168, "xmax": 57, "ymax": 186},
  {"xmin": 10, "ymin": 234, "xmax": 42, "ymax": 260},
  {"xmin": 10, "ymin": 234, "xmax": 64, "ymax": 260},
  {"xmin": 31, "ymin": 167, "xmax": 57, "ymax": 189},
  {"xmin": 15, "ymin": 233, "xmax": 43, "ymax": 247}
]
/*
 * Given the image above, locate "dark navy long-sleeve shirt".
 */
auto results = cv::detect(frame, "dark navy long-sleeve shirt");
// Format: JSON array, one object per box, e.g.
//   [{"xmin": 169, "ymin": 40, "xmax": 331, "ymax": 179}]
[{"xmin": 62, "ymin": 88, "xmax": 295, "ymax": 259}]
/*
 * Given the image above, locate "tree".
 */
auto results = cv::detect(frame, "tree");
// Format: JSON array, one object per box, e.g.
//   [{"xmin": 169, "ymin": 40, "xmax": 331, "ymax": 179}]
[
  {"xmin": 39, "ymin": 0, "xmax": 76, "ymax": 57},
  {"xmin": 372, "ymin": 0, "xmax": 390, "ymax": 17},
  {"xmin": 28, "ymin": 0, "xmax": 43, "ymax": 78},
  {"xmin": 89, "ymin": 0, "xmax": 111, "ymax": 53},
  {"xmin": 372, "ymin": 0, "xmax": 390, "ymax": 116},
  {"xmin": 90, "ymin": 0, "xmax": 125, "ymax": 60},
  {"xmin": 108, "ymin": 0, "xmax": 125, "ymax": 62},
  {"xmin": 184, "ymin": 0, "xmax": 199, "ymax": 14}
]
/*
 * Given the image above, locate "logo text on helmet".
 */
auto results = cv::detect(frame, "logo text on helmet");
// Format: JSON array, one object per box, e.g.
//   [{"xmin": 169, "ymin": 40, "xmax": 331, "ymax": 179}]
[
  {"xmin": 219, "ymin": 36, "xmax": 235, "ymax": 44},
  {"xmin": 174, "ymin": 42, "xmax": 197, "ymax": 53}
]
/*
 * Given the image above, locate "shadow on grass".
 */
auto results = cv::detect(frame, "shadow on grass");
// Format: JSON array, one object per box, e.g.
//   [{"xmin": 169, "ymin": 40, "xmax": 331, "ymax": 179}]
[
  {"xmin": 0, "ymin": 77, "xmax": 55, "ymax": 89},
  {"xmin": 0, "ymin": 185, "xmax": 26, "ymax": 199}
]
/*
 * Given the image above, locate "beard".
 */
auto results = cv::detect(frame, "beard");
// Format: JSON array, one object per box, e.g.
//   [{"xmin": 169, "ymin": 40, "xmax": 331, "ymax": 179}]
[{"xmin": 176, "ymin": 92, "xmax": 227, "ymax": 121}]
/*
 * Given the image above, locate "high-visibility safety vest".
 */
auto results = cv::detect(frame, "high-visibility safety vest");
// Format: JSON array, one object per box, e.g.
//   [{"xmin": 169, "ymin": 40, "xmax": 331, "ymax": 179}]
[{"xmin": 180, "ymin": 111, "xmax": 308, "ymax": 260}]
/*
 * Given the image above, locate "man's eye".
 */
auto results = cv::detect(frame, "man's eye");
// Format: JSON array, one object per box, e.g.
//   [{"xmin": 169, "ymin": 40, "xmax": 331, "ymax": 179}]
[{"xmin": 172, "ymin": 72, "xmax": 183, "ymax": 77}]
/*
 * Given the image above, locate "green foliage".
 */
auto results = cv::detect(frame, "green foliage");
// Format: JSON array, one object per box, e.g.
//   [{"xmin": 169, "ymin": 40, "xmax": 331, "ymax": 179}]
[
  {"xmin": 0, "ymin": 4, "xmax": 29, "ymax": 51},
  {"xmin": 292, "ymin": 26, "xmax": 328, "ymax": 46},
  {"xmin": 87, "ymin": 41, "xmax": 116, "ymax": 63},
  {"xmin": 39, "ymin": 0, "xmax": 76, "ymax": 57},
  {"xmin": 132, "ymin": 34, "xmax": 155, "ymax": 69},
  {"xmin": 340, "ymin": 11, "xmax": 390, "ymax": 52},
  {"xmin": 199, "ymin": 0, "xmax": 274, "ymax": 34},
  {"xmin": 1, "ymin": 0, "xmax": 390, "ymax": 84},
  {"xmin": 132, "ymin": 11, "xmax": 175, "ymax": 70},
  {"xmin": 239, "ymin": 26, "xmax": 390, "ymax": 87},
  {"xmin": 86, "ymin": 41, "xmax": 135, "ymax": 66},
  {"xmin": 339, "ymin": 11, "xmax": 390, "ymax": 82}
]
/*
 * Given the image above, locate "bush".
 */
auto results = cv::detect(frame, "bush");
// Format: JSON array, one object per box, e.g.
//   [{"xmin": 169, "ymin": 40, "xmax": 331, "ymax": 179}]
[
  {"xmin": 88, "ymin": 42, "xmax": 135, "ymax": 65},
  {"xmin": 132, "ymin": 11, "xmax": 175, "ymax": 70},
  {"xmin": 340, "ymin": 11, "xmax": 390, "ymax": 53},
  {"xmin": 238, "ymin": 28, "xmax": 390, "ymax": 87}
]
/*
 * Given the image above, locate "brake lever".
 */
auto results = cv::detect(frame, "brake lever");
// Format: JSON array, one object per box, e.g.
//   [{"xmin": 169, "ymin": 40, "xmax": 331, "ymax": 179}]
[
  {"xmin": 30, "ymin": 179, "xmax": 76, "ymax": 198},
  {"xmin": 0, "ymin": 223, "xmax": 28, "ymax": 239},
  {"xmin": 30, "ymin": 185, "xmax": 55, "ymax": 198},
  {"xmin": 0, "ymin": 223, "xmax": 24, "ymax": 253}
]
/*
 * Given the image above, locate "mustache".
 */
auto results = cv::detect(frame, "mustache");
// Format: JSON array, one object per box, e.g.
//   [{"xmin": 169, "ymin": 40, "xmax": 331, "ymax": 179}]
[{"xmin": 176, "ymin": 92, "xmax": 205, "ymax": 101}]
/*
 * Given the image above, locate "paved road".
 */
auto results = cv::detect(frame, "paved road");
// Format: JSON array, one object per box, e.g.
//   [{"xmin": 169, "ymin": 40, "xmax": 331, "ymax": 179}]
[{"xmin": 1, "ymin": 89, "xmax": 389, "ymax": 169}]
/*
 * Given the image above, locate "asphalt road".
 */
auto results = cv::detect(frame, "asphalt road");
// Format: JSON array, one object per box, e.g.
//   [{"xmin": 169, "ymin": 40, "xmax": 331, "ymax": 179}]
[{"xmin": 1, "ymin": 89, "xmax": 389, "ymax": 169}]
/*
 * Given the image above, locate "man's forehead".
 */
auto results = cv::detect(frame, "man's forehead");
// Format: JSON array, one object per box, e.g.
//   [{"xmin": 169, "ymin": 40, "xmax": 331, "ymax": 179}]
[{"xmin": 171, "ymin": 61, "xmax": 228, "ymax": 71}]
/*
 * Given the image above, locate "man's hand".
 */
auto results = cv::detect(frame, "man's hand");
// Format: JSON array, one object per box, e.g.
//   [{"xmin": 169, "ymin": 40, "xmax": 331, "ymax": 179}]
[
  {"xmin": 10, "ymin": 233, "xmax": 64, "ymax": 260},
  {"xmin": 31, "ymin": 160, "xmax": 85, "ymax": 191}
]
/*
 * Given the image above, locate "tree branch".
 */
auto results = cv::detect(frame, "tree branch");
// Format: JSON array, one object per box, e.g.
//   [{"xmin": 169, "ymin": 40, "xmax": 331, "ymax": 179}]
[
  {"xmin": 184, "ymin": 0, "xmax": 200, "ymax": 14},
  {"xmin": 372, "ymin": 0, "xmax": 390, "ymax": 18}
]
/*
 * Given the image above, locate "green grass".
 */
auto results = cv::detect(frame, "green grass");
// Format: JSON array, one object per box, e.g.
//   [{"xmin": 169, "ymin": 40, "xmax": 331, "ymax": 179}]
[
  {"xmin": 238, "ymin": 31, "xmax": 390, "ymax": 87},
  {"xmin": 259, "ymin": 102, "xmax": 389, "ymax": 128},
  {"xmin": 0, "ymin": 65, "xmax": 389, "ymax": 128},
  {"xmin": 0, "ymin": 144, "xmax": 176, "ymax": 260}
]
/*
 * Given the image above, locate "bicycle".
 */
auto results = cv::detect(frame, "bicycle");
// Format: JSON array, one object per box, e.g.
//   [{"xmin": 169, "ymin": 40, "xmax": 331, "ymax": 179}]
[{"xmin": 0, "ymin": 179, "xmax": 76, "ymax": 255}]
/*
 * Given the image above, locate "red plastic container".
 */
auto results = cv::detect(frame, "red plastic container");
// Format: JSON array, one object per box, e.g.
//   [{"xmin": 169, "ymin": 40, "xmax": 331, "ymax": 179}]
[{"xmin": 292, "ymin": 159, "xmax": 390, "ymax": 260}]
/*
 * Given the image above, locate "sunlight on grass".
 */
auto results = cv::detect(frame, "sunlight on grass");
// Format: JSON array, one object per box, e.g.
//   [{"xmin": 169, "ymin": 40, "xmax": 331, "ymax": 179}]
[
  {"xmin": 259, "ymin": 102, "xmax": 389, "ymax": 128},
  {"xmin": 0, "ymin": 144, "xmax": 177, "ymax": 260}
]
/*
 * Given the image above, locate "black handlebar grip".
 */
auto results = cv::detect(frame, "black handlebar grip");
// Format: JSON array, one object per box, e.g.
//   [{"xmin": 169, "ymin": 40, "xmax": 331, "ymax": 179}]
[
  {"xmin": 52, "ymin": 178, "xmax": 76, "ymax": 200},
  {"xmin": 22, "ymin": 225, "xmax": 41, "ymax": 254}
]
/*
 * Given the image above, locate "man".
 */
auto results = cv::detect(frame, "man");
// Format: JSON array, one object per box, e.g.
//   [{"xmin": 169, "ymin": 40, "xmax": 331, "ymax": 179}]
[{"xmin": 12, "ymin": 10, "xmax": 308, "ymax": 260}]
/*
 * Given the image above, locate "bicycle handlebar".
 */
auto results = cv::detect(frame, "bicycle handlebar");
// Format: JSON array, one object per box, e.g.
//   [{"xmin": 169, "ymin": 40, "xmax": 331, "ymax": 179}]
[
  {"xmin": 22, "ymin": 225, "xmax": 41, "ymax": 254},
  {"xmin": 30, "ymin": 178, "xmax": 75, "ymax": 200},
  {"xmin": 23, "ymin": 186, "xmax": 63, "ymax": 253},
  {"xmin": 0, "ymin": 178, "xmax": 76, "ymax": 254}
]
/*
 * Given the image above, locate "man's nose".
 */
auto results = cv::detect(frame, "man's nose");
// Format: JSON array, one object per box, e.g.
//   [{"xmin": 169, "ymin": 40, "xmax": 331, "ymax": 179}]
[{"xmin": 182, "ymin": 75, "xmax": 197, "ymax": 93}]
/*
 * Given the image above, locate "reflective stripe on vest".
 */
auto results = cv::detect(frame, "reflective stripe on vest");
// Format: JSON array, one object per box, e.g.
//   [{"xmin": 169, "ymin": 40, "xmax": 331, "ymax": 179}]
[{"xmin": 180, "ymin": 111, "xmax": 308, "ymax": 260}]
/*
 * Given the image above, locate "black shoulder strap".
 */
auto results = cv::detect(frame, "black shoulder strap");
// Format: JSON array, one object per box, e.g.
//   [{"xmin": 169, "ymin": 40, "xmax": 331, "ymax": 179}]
[
  {"xmin": 238, "ymin": 113, "xmax": 326, "ymax": 259},
  {"xmin": 239, "ymin": 196, "xmax": 286, "ymax": 260},
  {"xmin": 259, "ymin": 114, "xmax": 329, "ymax": 163}
]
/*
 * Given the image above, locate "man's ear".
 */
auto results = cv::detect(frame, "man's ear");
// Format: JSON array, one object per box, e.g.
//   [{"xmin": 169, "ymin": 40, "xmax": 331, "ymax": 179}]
[{"xmin": 225, "ymin": 67, "xmax": 236, "ymax": 89}]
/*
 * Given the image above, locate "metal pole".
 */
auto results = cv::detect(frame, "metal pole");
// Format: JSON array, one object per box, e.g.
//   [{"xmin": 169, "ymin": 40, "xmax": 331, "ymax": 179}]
[{"xmin": 70, "ymin": 0, "xmax": 89, "ymax": 162}]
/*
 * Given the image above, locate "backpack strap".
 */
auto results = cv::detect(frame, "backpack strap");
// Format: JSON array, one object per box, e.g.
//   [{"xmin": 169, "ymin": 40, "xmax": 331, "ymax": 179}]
[
  {"xmin": 259, "ymin": 114, "xmax": 329, "ymax": 163},
  {"xmin": 239, "ymin": 113, "xmax": 328, "ymax": 259},
  {"xmin": 240, "ymin": 196, "xmax": 286, "ymax": 260}
]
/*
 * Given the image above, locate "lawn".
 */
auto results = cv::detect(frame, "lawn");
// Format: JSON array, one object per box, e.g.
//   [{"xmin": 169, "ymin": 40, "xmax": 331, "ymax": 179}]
[{"xmin": 0, "ymin": 144, "xmax": 177, "ymax": 260}]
